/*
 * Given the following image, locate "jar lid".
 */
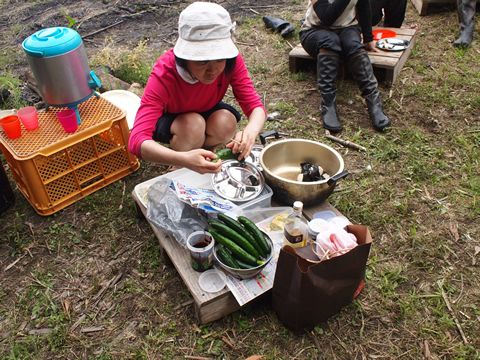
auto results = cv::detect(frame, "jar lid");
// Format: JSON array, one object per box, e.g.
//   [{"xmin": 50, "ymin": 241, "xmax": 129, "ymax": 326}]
[
  {"xmin": 211, "ymin": 160, "xmax": 265, "ymax": 202},
  {"xmin": 199, "ymin": 269, "xmax": 227, "ymax": 293},
  {"xmin": 312, "ymin": 210, "xmax": 336, "ymax": 221},
  {"xmin": 308, "ymin": 218, "xmax": 328, "ymax": 234},
  {"xmin": 23, "ymin": 27, "xmax": 82, "ymax": 58}
]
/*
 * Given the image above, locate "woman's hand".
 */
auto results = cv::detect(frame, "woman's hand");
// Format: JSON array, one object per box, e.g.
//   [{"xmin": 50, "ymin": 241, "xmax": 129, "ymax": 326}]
[
  {"xmin": 180, "ymin": 149, "xmax": 223, "ymax": 174},
  {"xmin": 365, "ymin": 40, "xmax": 380, "ymax": 52},
  {"xmin": 226, "ymin": 128, "xmax": 257, "ymax": 161},
  {"xmin": 226, "ymin": 107, "xmax": 266, "ymax": 161},
  {"xmin": 140, "ymin": 140, "xmax": 222, "ymax": 174}
]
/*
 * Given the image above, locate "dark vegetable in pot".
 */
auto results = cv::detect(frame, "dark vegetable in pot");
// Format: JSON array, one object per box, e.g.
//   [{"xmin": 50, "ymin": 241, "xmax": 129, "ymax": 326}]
[{"xmin": 299, "ymin": 162, "xmax": 329, "ymax": 182}]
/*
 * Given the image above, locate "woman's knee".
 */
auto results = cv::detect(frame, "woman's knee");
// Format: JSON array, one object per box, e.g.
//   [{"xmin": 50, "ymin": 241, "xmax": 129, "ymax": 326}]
[
  {"xmin": 205, "ymin": 109, "xmax": 237, "ymax": 143},
  {"xmin": 171, "ymin": 113, "xmax": 206, "ymax": 146}
]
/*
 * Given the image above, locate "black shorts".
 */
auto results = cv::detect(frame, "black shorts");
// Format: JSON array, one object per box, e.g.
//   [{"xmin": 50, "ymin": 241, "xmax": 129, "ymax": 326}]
[{"xmin": 152, "ymin": 102, "xmax": 242, "ymax": 144}]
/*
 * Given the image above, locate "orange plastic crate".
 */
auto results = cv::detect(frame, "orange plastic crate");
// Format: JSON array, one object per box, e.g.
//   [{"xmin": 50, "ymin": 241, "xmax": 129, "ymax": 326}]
[{"xmin": 0, "ymin": 96, "xmax": 140, "ymax": 215}]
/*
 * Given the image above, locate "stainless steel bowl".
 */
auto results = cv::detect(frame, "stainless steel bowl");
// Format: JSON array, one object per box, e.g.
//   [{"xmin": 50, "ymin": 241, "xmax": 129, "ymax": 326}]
[
  {"xmin": 213, "ymin": 234, "xmax": 273, "ymax": 280},
  {"xmin": 259, "ymin": 139, "xmax": 349, "ymax": 207}
]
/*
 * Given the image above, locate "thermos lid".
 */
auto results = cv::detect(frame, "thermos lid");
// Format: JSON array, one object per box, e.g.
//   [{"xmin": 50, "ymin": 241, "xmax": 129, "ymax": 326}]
[{"xmin": 22, "ymin": 27, "xmax": 82, "ymax": 58}]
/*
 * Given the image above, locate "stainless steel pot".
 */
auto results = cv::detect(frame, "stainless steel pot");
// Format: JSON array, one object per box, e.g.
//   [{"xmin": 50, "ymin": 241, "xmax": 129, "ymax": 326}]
[
  {"xmin": 259, "ymin": 139, "xmax": 349, "ymax": 207},
  {"xmin": 23, "ymin": 27, "xmax": 100, "ymax": 107}
]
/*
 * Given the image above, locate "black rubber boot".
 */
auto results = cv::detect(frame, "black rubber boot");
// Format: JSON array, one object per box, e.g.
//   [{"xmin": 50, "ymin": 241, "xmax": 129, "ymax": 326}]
[
  {"xmin": 347, "ymin": 51, "xmax": 391, "ymax": 131},
  {"xmin": 262, "ymin": 16, "xmax": 295, "ymax": 37},
  {"xmin": 454, "ymin": 0, "xmax": 476, "ymax": 47},
  {"xmin": 317, "ymin": 53, "xmax": 342, "ymax": 132}
]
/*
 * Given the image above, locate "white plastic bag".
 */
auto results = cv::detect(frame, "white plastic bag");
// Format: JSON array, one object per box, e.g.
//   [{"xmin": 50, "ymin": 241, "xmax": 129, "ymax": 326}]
[
  {"xmin": 315, "ymin": 224, "xmax": 357, "ymax": 260},
  {"xmin": 146, "ymin": 178, "xmax": 208, "ymax": 249}
]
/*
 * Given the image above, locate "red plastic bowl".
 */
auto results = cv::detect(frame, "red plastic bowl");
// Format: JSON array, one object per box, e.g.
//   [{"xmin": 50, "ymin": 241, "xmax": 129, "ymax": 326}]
[{"xmin": 372, "ymin": 29, "xmax": 397, "ymax": 40}]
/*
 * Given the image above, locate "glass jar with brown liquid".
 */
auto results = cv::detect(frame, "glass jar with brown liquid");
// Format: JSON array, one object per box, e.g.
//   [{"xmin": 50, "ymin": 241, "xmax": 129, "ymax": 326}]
[{"xmin": 283, "ymin": 201, "xmax": 308, "ymax": 248}]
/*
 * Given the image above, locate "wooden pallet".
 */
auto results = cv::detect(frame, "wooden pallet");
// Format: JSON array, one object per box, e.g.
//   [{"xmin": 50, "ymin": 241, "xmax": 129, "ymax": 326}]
[
  {"xmin": 289, "ymin": 27, "xmax": 417, "ymax": 85},
  {"xmin": 132, "ymin": 189, "xmax": 343, "ymax": 324},
  {"xmin": 410, "ymin": 0, "xmax": 456, "ymax": 15}
]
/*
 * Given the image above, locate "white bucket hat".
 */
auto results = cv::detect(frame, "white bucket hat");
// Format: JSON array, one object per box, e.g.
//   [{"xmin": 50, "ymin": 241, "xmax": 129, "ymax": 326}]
[{"xmin": 173, "ymin": 2, "xmax": 239, "ymax": 61}]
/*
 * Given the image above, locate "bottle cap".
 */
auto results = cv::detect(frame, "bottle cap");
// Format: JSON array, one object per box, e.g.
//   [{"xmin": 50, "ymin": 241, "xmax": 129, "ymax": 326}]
[{"xmin": 293, "ymin": 201, "xmax": 303, "ymax": 210}]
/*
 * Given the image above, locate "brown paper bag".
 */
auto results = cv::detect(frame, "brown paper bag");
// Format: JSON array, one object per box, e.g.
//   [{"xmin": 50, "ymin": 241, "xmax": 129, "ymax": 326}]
[{"xmin": 272, "ymin": 225, "xmax": 372, "ymax": 334}]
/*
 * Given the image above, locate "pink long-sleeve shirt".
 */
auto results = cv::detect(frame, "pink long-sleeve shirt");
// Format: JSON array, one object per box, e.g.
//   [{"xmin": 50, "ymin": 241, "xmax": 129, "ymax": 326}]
[{"xmin": 128, "ymin": 49, "xmax": 265, "ymax": 159}]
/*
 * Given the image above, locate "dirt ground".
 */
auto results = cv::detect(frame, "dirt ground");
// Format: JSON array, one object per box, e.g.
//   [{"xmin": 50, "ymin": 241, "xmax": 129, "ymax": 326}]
[{"xmin": 1, "ymin": 0, "xmax": 480, "ymax": 359}]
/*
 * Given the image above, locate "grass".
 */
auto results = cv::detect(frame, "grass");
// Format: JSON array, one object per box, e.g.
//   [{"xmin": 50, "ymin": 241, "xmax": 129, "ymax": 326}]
[
  {"xmin": 90, "ymin": 38, "xmax": 160, "ymax": 86},
  {"xmin": 0, "ymin": 71, "xmax": 27, "ymax": 110}
]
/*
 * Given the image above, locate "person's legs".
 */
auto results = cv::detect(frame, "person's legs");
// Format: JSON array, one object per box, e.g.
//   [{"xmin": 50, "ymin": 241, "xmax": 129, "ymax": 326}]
[
  {"xmin": 341, "ymin": 27, "xmax": 390, "ymax": 130},
  {"xmin": 170, "ymin": 112, "xmax": 207, "ymax": 151},
  {"xmin": 204, "ymin": 109, "xmax": 237, "ymax": 151},
  {"xmin": 382, "ymin": 0, "xmax": 407, "ymax": 28},
  {"xmin": 370, "ymin": 0, "xmax": 387, "ymax": 26},
  {"xmin": 300, "ymin": 28, "xmax": 343, "ymax": 132},
  {"xmin": 454, "ymin": 0, "xmax": 477, "ymax": 47},
  {"xmin": 153, "ymin": 102, "xmax": 241, "ymax": 152}
]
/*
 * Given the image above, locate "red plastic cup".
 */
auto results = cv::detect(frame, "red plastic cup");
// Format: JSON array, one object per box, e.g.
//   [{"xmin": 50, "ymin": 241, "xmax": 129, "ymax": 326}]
[
  {"xmin": 0, "ymin": 115, "xmax": 22, "ymax": 139},
  {"xmin": 17, "ymin": 106, "xmax": 38, "ymax": 130},
  {"xmin": 57, "ymin": 109, "xmax": 78, "ymax": 133}
]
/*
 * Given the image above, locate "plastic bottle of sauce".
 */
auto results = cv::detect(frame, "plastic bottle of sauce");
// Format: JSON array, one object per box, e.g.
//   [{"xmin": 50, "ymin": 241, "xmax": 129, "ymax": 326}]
[{"xmin": 283, "ymin": 201, "xmax": 308, "ymax": 248}]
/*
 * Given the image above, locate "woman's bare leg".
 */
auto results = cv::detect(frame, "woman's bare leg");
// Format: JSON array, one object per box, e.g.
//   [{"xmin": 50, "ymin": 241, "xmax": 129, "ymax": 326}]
[
  {"xmin": 204, "ymin": 109, "xmax": 237, "ymax": 151},
  {"xmin": 170, "ymin": 112, "xmax": 206, "ymax": 151}
]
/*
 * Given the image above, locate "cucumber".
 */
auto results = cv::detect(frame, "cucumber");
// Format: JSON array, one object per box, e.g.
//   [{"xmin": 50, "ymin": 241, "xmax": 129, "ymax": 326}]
[
  {"xmin": 237, "ymin": 216, "xmax": 271, "ymax": 255},
  {"xmin": 211, "ymin": 148, "xmax": 240, "ymax": 163},
  {"xmin": 232, "ymin": 256, "xmax": 257, "ymax": 269},
  {"xmin": 217, "ymin": 213, "xmax": 267, "ymax": 258},
  {"xmin": 208, "ymin": 229, "xmax": 262, "ymax": 266},
  {"xmin": 216, "ymin": 246, "xmax": 240, "ymax": 269},
  {"xmin": 208, "ymin": 219, "xmax": 260, "ymax": 259}
]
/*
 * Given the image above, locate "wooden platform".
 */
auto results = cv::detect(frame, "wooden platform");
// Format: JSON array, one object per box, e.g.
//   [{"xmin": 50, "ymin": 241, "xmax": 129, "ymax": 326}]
[
  {"xmin": 289, "ymin": 27, "xmax": 417, "ymax": 85},
  {"xmin": 410, "ymin": 0, "xmax": 456, "ymax": 15},
  {"xmin": 132, "ymin": 190, "xmax": 342, "ymax": 325}
]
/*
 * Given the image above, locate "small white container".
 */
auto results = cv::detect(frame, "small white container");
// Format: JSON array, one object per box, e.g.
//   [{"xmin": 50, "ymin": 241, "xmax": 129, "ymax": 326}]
[
  {"xmin": 308, "ymin": 218, "xmax": 329, "ymax": 241},
  {"xmin": 199, "ymin": 269, "xmax": 226, "ymax": 293},
  {"xmin": 328, "ymin": 215, "xmax": 352, "ymax": 229}
]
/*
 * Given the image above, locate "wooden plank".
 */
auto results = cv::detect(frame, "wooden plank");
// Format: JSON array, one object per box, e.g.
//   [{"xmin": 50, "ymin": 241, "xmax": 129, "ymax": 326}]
[
  {"xmin": 131, "ymin": 189, "xmax": 239, "ymax": 324},
  {"xmin": 288, "ymin": 27, "xmax": 417, "ymax": 84},
  {"xmin": 410, "ymin": 0, "xmax": 456, "ymax": 15},
  {"xmin": 132, "ymin": 189, "xmax": 342, "ymax": 324},
  {"xmin": 411, "ymin": 0, "xmax": 429, "ymax": 15}
]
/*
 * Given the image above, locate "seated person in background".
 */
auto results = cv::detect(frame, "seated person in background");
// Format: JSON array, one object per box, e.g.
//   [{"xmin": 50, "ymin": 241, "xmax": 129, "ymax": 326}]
[
  {"xmin": 370, "ymin": 0, "xmax": 419, "ymax": 29},
  {"xmin": 128, "ymin": 2, "xmax": 266, "ymax": 174},
  {"xmin": 300, "ymin": 0, "xmax": 391, "ymax": 132}
]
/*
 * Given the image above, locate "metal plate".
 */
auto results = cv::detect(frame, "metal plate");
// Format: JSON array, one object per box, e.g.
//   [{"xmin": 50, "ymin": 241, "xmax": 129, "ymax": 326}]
[
  {"xmin": 211, "ymin": 160, "xmax": 265, "ymax": 202},
  {"xmin": 376, "ymin": 38, "xmax": 410, "ymax": 51},
  {"xmin": 245, "ymin": 144, "xmax": 264, "ymax": 168}
]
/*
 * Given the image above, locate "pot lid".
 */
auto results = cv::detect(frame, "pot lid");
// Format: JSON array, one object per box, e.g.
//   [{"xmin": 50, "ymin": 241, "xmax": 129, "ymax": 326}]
[
  {"xmin": 23, "ymin": 27, "xmax": 82, "ymax": 58},
  {"xmin": 211, "ymin": 160, "xmax": 265, "ymax": 202}
]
